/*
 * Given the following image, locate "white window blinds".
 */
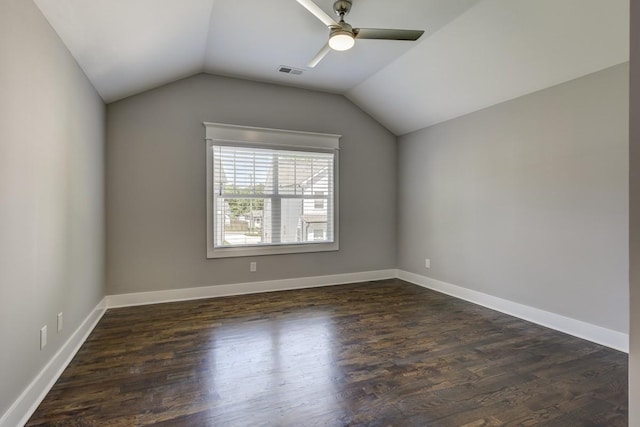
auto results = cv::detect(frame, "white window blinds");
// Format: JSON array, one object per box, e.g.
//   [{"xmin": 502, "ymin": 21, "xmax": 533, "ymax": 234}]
[
  {"xmin": 213, "ymin": 145, "xmax": 335, "ymax": 248},
  {"xmin": 205, "ymin": 122, "xmax": 340, "ymax": 258}
]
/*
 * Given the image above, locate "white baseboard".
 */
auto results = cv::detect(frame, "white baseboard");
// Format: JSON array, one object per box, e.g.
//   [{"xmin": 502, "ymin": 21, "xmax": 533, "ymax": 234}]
[
  {"xmin": 106, "ymin": 269, "xmax": 397, "ymax": 308},
  {"xmin": 397, "ymin": 270, "xmax": 629, "ymax": 353},
  {"xmin": 0, "ymin": 298, "xmax": 107, "ymax": 427}
]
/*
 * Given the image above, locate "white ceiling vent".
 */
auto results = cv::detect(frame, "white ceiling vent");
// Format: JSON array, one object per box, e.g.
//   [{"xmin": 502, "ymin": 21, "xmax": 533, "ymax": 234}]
[{"xmin": 277, "ymin": 66, "xmax": 304, "ymax": 75}]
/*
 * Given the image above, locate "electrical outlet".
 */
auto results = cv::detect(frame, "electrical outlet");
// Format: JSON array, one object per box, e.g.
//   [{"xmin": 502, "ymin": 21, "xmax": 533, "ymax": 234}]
[
  {"xmin": 250, "ymin": 261, "xmax": 257, "ymax": 272},
  {"xmin": 40, "ymin": 325, "xmax": 47, "ymax": 349},
  {"xmin": 57, "ymin": 312, "xmax": 63, "ymax": 333},
  {"xmin": 425, "ymin": 258, "xmax": 431, "ymax": 269}
]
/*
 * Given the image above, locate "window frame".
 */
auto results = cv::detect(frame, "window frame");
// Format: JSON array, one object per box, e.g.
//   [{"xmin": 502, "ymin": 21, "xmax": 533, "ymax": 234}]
[{"xmin": 204, "ymin": 122, "xmax": 340, "ymax": 259}]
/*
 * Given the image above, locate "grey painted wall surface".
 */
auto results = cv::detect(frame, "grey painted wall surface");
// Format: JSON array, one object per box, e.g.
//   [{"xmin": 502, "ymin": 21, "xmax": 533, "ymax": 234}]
[
  {"xmin": 0, "ymin": 0, "xmax": 105, "ymax": 417},
  {"xmin": 397, "ymin": 64, "xmax": 629, "ymax": 333},
  {"xmin": 629, "ymin": 0, "xmax": 639, "ymax": 422},
  {"xmin": 106, "ymin": 74, "xmax": 396, "ymax": 295}
]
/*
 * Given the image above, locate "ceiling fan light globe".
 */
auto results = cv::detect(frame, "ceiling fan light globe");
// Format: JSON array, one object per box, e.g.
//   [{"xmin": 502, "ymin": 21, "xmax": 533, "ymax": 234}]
[{"xmin": 329, "ymin": 33, "xmax": 355, "ymax": 51}]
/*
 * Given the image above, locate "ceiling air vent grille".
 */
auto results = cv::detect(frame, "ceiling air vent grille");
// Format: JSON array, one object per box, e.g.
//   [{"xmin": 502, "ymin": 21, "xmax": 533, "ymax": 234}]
[{"xmin": 278, "ymin": 66, "xmax": 304, "ymax": 75}]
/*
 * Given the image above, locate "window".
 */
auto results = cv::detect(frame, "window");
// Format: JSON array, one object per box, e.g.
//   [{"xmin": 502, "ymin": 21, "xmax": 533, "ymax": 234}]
[{"xmin": 205, "ymin": 123, "xmax": 340, "ymax": 258}]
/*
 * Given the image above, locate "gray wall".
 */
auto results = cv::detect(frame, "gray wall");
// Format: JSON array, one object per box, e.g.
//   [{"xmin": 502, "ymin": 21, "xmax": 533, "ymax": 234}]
[
  {"xmin": 0, "ymin": 0, "xmax": 105, "ymax": 417},
  {"xmin": 397, "ymin": 64, "xmax": 629, "ymax": 333},
  {"xmin": 629, "ymin": 0, "xmax": 639, "ymax": 422},
  {"xmin": 106, "ymin": 74, "xmax": 396, "ymax": 295}
]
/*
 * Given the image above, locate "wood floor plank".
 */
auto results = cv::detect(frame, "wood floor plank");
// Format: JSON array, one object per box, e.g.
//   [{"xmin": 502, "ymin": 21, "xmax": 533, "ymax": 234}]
[{"xmin": 27, "ymin": 280, "xmax": 627, "ymax": 426}]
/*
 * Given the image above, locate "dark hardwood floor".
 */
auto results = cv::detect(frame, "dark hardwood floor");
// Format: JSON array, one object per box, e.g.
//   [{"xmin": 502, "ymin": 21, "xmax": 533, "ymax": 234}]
[{"xmin": 27, "ymin": 280, "xmax": 627, "ymax": 426}]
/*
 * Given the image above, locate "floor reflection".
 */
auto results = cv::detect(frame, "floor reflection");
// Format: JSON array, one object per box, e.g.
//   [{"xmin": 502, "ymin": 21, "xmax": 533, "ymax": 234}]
[{"xmin": 206, "ymin": 312, "xmax": 345, "ymax": 424}]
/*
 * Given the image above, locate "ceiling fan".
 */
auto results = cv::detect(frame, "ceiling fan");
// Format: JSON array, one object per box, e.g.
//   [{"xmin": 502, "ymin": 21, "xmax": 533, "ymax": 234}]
[{"xmin": 296, "ymin": 0, "xmax": 425, "ymax": 68}]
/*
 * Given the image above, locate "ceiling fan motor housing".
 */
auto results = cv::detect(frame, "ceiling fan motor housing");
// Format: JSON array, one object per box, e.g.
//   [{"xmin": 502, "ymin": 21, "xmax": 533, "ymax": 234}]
[{"xmin": 331, "ymin": 21, "xmax": 353, "ymax": 35}]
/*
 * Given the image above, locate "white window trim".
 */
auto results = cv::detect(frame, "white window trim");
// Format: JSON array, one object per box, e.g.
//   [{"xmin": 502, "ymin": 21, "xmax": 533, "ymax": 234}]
[{"xmin": 205, "ymin": 122, "xmax": 340, "ymax": 259}]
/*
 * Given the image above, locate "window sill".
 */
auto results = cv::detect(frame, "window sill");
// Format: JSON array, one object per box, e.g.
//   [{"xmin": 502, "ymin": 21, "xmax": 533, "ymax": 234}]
[{"xmin": 207, "ymin": 241, "xmax": 339, "ymax": 259}]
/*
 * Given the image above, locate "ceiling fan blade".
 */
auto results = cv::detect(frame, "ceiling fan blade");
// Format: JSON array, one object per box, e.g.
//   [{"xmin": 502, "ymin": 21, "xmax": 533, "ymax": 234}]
[
  {"xmin": 296, "ymin": 0, "xmax": 338, "ymax": 27},
  {"xmin": 354, "ymin": 28, "xmax": 425, "ymax": 41},
  {"xmin": 308, "ymin": 43, "xmax": 331, "ymax": 68}
]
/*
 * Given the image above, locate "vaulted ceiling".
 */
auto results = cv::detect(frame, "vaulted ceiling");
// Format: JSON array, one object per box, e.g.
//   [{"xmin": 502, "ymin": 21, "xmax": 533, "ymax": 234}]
[{"xmin": 34, "ymin": 0, "xmax": 629, "ymax": 135}]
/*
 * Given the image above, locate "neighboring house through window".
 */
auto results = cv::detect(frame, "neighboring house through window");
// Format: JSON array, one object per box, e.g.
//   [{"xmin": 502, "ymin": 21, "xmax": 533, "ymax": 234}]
[
  {"xmin": 205, "ymin": 122, "xmax": 340, "ymax": 258},
  {"xmin": 314, "ymin": 191, "xmax": 325, "ymax": 209}
]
